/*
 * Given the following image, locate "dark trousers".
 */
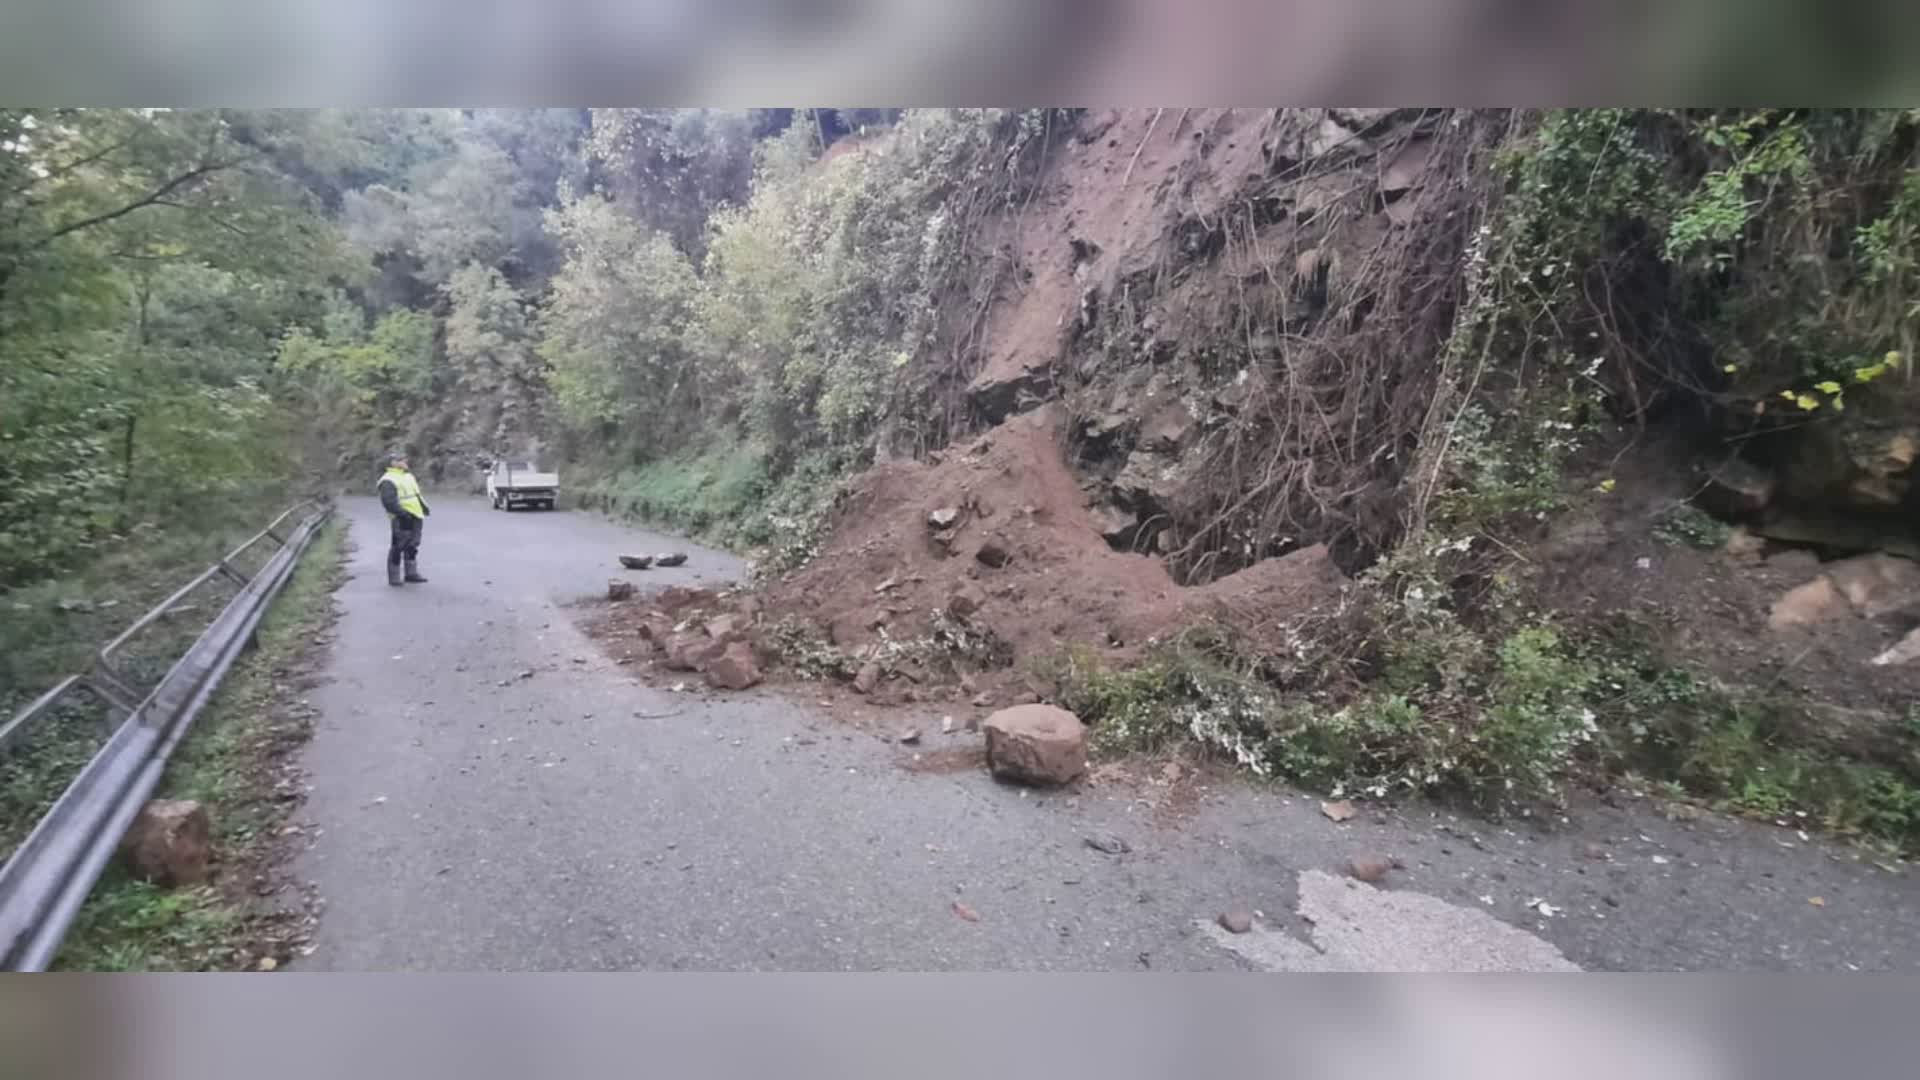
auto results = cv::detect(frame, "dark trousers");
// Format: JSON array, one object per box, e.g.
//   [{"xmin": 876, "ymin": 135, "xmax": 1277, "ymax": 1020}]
[{"xmin": 388, "ymin": 514, "xmax": 423, "ymax": 566}]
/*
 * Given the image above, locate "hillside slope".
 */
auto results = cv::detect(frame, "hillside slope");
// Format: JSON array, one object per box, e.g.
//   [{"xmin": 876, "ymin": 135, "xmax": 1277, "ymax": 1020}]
[{"xmin": 613, "ymin": 108, "xmax": 1920, "ymax": 851}]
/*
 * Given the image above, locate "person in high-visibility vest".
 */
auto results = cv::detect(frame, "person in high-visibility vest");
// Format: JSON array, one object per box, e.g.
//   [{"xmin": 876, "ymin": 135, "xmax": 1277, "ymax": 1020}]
[{"xmin": 376, "ymin": 451, "xmax": 431, "ymax": 587}]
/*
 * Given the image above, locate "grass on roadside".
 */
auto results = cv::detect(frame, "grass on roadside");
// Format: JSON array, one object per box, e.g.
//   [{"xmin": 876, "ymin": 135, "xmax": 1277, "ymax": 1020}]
[
  {"xmin": 2, "ymin": 524, "xmax": 271, "ymax": 864},
  {"xmin": 52, "ymin": 520, "xmax": 344, "ymax": 971}
]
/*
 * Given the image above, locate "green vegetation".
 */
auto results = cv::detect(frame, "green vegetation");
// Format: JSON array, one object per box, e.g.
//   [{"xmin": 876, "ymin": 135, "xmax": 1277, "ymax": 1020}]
[
  {"xmin": 1052, "ymin": 622, "xmax": 1600, "ymax": 808},
  {"xmin": 2, "ymin": 109, "xmax": 359, "ymax": 589},
  {"xmin": 1041, "ymin": 109, "xmax": 1920, "ymax": 855},
  {"xmin": 1652, "ymin": 503, "xmax": 1734, "ymax": 549},
  {"xmin": 54, "ymin": 520, "xmax": 343, "ymax": 971},
  {"xmin": 1053, "ymin": 618, "xmax": 1920, "ymax": 853}
]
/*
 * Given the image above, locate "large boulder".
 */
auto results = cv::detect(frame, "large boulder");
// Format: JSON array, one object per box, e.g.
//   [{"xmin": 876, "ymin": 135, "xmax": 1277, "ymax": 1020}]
[
  {"xmin": 1137, "ymin": 399, "xmax": 1197, "ymax": 455},
  {"xmin": 969, "ymin": 360, "xmax": 1054, "ymax": 424},
  {"xmin": 664, "ymin": 633, "xmax": 727, "ymax": 672},
  {"xmin": 1825, "ymin": 552, "xmax": 1920, "ymax": 618},
  {"xmin": 1768, "ymin": 576, "xmax": 1848, "ymax": 631},
  {"xmin": 1845, "ymin": 426, "xmax": 1918, "ymax": 508},
  {"xmin": 1090, "ymin": 501, "xmax": 1141, "ymax": 549},
  {"xmin": 1113, "ymin": 450, "xmax": 1182, "ymax": 516},
  {"xmin": 983, "ymin": 704, "xmax": 1088, "ymax": 786},
  {"xmin": 119, "ymin": 799, "xmax": 211, "ymax": 887},
  {"xmin": 1699, "ymin": 457, "xmax": 1775, "ymax": 517},
  {"xmin": 705, "ymin": 642, "xmax": 762, "ymax": 690}
]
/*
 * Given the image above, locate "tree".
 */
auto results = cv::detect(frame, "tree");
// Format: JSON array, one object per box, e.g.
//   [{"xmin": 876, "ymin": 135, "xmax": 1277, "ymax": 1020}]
[
  {"xmin": 444, "ymin": 262, "xmax": 544, "ymax": 454},
  {"xmin": 587, "ymin": 109, "xmax": 756, "ymax": 258},
  {"xmin": 1, "ymin": 108, "xmax": 358, "ymax": 585},
  {"xmin": 539, "ymin": 193, "xmax": 699, "ymax": 454}
]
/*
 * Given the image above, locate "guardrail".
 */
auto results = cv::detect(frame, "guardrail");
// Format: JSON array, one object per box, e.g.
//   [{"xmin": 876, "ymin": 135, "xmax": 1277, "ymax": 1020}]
[{"xmin": 0, "ymin": 499, "xmax": 332, "ymax": 971}]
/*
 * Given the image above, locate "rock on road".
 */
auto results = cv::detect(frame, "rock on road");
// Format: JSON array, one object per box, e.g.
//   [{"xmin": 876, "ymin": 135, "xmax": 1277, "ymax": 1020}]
[{"xmin": 294, "ymin": 497, "xmax": 1920, "ymax": 971}]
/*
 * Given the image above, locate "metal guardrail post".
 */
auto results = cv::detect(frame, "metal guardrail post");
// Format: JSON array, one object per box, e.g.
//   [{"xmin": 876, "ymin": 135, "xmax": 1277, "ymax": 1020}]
[{"xmin": 0, "ymin": 500, "xmax": 332, "ymax": 970}]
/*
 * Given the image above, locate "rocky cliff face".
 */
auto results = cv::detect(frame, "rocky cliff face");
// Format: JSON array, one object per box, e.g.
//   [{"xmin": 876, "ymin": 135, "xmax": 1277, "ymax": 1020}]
[{"xmin": 955, "ymin": 108, "xmax": 1493, "ymax": 579}]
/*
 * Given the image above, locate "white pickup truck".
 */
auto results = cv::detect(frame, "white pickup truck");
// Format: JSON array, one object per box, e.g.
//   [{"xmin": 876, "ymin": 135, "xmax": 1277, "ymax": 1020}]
[{"xmin": 486, "ymin": 459, "xmax": 560, "ymax": 511}]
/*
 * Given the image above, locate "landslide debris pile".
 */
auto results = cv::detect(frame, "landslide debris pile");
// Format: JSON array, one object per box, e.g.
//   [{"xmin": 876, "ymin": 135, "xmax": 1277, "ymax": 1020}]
[
  {"xmin": 763, "ymin": 407, "xmax": 1343, "ymax": 673},
  {"xmin": 589, "ymin": 108, "xmax": 1920, "ymax": 849}
]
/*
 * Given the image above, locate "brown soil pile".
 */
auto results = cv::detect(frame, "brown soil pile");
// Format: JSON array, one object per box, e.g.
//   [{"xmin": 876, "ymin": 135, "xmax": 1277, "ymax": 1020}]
[{"xmin": 760, "ymin": 406, "xmax": 1344, "ymax": 670}]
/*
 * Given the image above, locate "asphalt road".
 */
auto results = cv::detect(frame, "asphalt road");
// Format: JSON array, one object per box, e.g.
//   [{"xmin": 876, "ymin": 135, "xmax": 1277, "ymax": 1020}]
[{"xmin": 295, "ymin": 497, "xmax": 1920, "ymax": 970}]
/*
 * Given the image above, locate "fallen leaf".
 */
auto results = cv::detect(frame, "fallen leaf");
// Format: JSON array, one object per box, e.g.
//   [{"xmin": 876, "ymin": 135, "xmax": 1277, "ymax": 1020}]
[
  {"xmin": 951, "ymin": 901, "xmax": 980, "ymax": 922},
  {"xmin": 1808, "ymin": 896, "xmax": 1826, "ymax": 907},
  {"xmin": 1321, "ymin": 799, "xmax": 1357, "ymax": 823}
]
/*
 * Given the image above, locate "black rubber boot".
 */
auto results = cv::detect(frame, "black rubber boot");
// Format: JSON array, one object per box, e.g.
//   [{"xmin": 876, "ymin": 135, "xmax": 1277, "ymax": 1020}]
[
  {"xmin": 387, "ymin": 560, "xmax": 404, "ymax": 587},
  {"xmin": 403, "ymin": 558, "xmax": 428, "ymax": 584}
]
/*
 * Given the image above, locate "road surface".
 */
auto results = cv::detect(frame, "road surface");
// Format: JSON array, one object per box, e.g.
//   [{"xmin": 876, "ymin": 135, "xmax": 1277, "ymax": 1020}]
[{"xmin": 294, "ymin": 497, "xmax": 1920, "ymax": 970}]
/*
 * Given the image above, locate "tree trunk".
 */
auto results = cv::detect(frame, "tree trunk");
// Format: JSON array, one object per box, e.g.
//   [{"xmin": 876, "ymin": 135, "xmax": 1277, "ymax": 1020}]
[
  {"xmin": 117, "ymin": 277, "xmax": 152, "ymax": 531},
  {"xmin": 116, "ymin": 412, "xmax": 137, "ymax": 530}
]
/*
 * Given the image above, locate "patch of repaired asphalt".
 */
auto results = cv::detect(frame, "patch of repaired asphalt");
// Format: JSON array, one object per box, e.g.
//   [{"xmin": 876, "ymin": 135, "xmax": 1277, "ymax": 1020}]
[{"xmin": 1200, "ymin": 870, "xmax": 1579, "ymax": 971}]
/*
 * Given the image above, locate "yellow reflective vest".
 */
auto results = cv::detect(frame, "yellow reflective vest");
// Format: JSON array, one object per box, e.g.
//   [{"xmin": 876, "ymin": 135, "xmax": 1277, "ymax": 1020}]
[{"xmin": 380, "ymin": 467, "xmax": 426, "ymax": 519}]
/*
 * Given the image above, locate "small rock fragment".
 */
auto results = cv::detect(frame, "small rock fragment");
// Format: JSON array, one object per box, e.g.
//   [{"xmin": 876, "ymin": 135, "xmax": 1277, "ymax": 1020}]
[
  {"xmin": 898, "ymin": 728, "xmax": 921, "ymax": 745},
  {"xmin": 607, "ymin": 580, "xmax": 636, "ymax": 602},
  {"xmin": 1084, "ymin": 834, "xmax": 1131, "ymax": 855},
  {"xmin": 1581, "ymin": 842, "xmax": 1610, "ymax": 862},
  {"xmin": 928, "ymin": 507, "xmax": 962, "ymax": 530},
  {"xmin": 654, "ymin": 552, "xmax": 688, "ymax": 568},
  {"xmin": 1217, "ymin": 908, "xmax": 1253, "ymax": 934},
  {"xmin": 852, "ymin": 662, "xmax": 882, "ymax": 695},
  {"xmin": 975, "ymin": 538, "xmax": 1012, "ymax": 568},
  {"xmin": 946, "ymin": 583, "xmax": 987, "ymax": 618},
  {"xmin": 618, "ymin": 554, "xmax": 653, "ymax": 570},
  {"xmin": 1347, "ymin": 853, "xmax": 1393, "ymax": 883},
  {"xmin": 1320, "ymin": 799, "xmax": 1357, "ymax": 823},
  {"xmin": 1872, "ymin": 626, "xmax": 1920, "ymax": 667},
  {"xmin": 940, "ymin": 715, "xmax": 955, "ymax": 735},
  {"xmin": 952, "ymin": 901, "xmax": 980, "ymax": 922}
]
